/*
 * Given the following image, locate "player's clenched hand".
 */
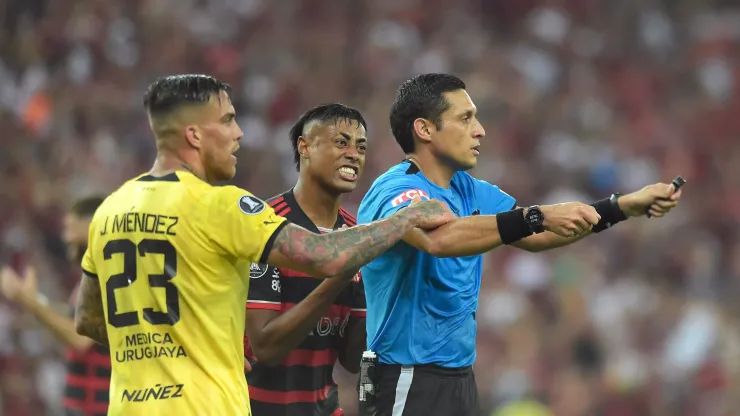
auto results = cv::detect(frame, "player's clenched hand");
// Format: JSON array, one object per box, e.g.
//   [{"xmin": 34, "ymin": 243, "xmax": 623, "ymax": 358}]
[
  {"xmin": 406, "ymin": 196, "xmax": 455, "ymax": 230},
  {"xmin": 0, "ymin": 266, "xmax": 37, "ymax": 302},
  {"xmin": 617, "ymin": 183, "xmax": 682, "ymax": 218},
  {"xmin": 540, "ymin": 203, "xmax": 600, "ymax": 238}
]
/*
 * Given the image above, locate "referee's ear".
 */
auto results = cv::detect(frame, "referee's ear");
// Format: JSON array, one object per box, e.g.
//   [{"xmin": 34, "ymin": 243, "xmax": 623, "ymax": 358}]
[{"xmin": 413, "ymin": 118, "xmax": 434, "ymax": 144}]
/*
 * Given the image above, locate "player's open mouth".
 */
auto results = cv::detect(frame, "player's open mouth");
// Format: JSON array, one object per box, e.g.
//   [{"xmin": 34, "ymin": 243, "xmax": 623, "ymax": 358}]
[
  {"xmin": 471, "ymin": 146, "xmax": 480, "ymax": 156},
  {"xmin": 338, "ymin": 166, "xmax": 358, "ymax": 181}
]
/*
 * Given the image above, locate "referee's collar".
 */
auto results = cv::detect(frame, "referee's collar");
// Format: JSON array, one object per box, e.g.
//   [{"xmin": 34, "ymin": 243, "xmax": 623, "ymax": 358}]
[{"xmin": 403, "ymin": 158, "xmax": 421, "ymax": 175}]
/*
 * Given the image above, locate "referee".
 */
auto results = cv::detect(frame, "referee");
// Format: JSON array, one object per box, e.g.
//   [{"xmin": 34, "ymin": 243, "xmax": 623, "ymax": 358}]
[{"xmin": 357, "ymin": 73, "xmax": 683, "ymax": 416}]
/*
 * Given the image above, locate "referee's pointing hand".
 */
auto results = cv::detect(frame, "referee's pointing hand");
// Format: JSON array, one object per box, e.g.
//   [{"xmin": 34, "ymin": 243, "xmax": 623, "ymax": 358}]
[
  {"xmin": 539, "ymin": 203, "xmax": 601, "ymax": 238},
  {"xmin": 616, "ymin": 182, "xmax": 683, "ymax": 218}
]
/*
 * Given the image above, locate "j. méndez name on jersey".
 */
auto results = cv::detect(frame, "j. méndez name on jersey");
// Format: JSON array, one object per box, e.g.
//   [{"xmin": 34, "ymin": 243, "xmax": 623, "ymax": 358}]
[{"xmin": 81, "ymin": 171, "xmax": 286, "ymax": 416}]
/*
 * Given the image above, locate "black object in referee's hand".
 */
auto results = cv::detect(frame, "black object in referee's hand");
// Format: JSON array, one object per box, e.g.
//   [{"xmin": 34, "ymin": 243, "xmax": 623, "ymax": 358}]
[{"xmin": 647, "ymin": 175, "xmax": 686, "ymax": 218}]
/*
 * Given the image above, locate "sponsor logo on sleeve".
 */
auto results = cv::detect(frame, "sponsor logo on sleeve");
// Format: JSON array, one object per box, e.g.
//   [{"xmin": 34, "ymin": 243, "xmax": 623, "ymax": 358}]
[
  {"xmin": 238, "ymin": 195, "xmax": 266, "ymax": 215},
  {"xmin": 390, "ymin": 189, "xmax": 430, "ymax": 207},
  {"xmin": 249, "ymin": 263, "xmax": 269, "ymax": 279}
]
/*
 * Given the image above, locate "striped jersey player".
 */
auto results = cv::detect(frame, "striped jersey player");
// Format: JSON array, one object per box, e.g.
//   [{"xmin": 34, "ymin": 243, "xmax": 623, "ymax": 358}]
[{"xmin": 244, "ymin": 104, "xmax": 370, "ymax": 416}]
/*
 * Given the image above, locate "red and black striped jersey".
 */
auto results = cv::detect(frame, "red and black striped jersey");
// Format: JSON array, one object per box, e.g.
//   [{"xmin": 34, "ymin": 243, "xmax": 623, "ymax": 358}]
[
  {"xmin": 64, "ymin": 283, "xmax": 111, "ymax": 416},
  {"xmin": 244, "ymin": 189, "xmax": 366, "ymax": 416}
]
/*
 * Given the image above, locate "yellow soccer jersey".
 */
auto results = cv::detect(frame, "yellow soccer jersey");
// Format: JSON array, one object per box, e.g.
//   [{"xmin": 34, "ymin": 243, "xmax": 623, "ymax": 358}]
[{"xmin": 80, "ymin": 171, "xmax": 287, "ymax": 416}]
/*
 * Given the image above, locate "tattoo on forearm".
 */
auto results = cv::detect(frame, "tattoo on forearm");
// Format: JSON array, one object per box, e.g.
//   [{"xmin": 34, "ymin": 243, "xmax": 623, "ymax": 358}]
[
  {"xmin": 272, "ymin": 219, "xmax": 404, "ymax": 276},
  {"xmin": 76, "ymin": 277, "xmax": 109, "ymax": 346},
  {"xmin": 273, "ymin": 202, "xmax": 445, "ymax": 275}
]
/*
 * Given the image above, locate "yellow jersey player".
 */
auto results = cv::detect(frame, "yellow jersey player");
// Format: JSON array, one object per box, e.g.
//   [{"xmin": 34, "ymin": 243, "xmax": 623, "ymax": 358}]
[{"xmin": 74, "ymin": 74, "xmax": 453, "ymax": 416}]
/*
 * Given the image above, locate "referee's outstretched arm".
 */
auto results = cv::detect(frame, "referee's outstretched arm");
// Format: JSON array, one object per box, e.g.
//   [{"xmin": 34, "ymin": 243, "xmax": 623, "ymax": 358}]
[{"xmin": 404, "ymin": 181, "xmax": 682, "ymax": 257}]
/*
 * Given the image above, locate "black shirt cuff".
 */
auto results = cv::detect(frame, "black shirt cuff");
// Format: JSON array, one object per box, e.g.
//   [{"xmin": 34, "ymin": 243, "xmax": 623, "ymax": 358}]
[{"xmin": 258, "ymin": 221, "xmax": 288, "ymax": 265}]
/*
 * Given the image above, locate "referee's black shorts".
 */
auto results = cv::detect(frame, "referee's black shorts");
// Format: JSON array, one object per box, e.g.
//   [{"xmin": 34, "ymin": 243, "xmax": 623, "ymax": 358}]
[{"xmin": 360, "ymin": 363, "xmax": 479, "ymax": 416}]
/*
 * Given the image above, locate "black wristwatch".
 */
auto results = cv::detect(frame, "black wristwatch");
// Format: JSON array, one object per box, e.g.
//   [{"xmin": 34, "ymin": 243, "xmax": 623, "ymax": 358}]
[{"xmin": 524, "ymin": 205, "xmax": 545, "ymax": 234}]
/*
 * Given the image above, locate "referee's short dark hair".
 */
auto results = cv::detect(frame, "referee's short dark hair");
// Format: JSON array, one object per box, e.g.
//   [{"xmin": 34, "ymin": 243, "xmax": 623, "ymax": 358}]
[
  {"xmin": 69, "ymin": 196, "xmax": 105, "ymax": 218},
  {"xmin": 289, "ymin": 103, "xmax": 367, "ymax": 171},
  {"xmin": 389, "ymin": 73, "xmax": 466, "ymax": 154}
]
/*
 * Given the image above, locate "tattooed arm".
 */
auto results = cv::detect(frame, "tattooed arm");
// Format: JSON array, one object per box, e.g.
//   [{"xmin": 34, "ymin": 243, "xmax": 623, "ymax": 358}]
[
  {"xmin": 74, "ymin": 274, "xmax": 108, "ymax": 346},
  {"xmin": 265, "ymin": 199, "xmax": 452, "ymax": 278}
]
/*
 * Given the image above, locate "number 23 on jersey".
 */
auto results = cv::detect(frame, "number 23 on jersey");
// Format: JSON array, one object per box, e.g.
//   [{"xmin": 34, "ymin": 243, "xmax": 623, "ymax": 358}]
[{"xmin": 103, "ymin": 238, "xmax": 180, "ymax": 328}]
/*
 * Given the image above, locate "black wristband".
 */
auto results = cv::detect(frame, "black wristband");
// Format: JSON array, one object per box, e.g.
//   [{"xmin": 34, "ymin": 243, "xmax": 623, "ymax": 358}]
[
  {"xmin": 591, "ymin": 194, "xmax": 628, "ymax": 233},
  {"xmin": 497, "ymin": 208, "xmax": 534, "ymax": 244}
]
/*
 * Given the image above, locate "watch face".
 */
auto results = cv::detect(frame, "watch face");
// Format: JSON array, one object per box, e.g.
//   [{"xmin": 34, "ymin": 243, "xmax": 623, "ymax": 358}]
[{"xmin": 528, "ymin": 209, "xmax": 543, "ymax": 224}]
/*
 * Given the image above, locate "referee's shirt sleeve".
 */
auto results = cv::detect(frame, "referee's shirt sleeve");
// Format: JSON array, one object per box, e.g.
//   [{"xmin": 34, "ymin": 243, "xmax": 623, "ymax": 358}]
[
  {"xmin": 359, "ymin": 176, "xmax": 434, "ymax": 223},
  {"xmin": 471, "ymin": 177, "xmax": 517, "ymax": 215}
]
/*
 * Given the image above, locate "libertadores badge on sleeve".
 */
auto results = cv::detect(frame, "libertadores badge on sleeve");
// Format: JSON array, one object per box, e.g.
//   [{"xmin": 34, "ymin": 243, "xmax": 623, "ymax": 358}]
[{"xmin": 239, "ymin": 195, "xmax": 266, "ymax": 215}]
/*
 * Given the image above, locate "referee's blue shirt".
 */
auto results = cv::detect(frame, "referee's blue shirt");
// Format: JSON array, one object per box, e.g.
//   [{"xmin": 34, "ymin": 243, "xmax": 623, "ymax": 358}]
[{"xmin": 358, "ymin": 161, "xmax": 516, "ymax": 368}]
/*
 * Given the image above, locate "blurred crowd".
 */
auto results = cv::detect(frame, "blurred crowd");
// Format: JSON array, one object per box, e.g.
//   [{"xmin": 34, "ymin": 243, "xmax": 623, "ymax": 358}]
[{"xmin": 1, "ymin": 0, "xmax": 739, "ymax": 415}]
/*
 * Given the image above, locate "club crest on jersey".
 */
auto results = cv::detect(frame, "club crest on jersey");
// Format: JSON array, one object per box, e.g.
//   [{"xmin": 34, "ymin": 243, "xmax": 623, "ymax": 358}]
[
  {"xmin": 249, "ymin": 263, "xmax": 269, "ymax": 279},
  {"xmin": 239, "ymin": 195, "xmax": 265, "ymax": 215},
  {"xmin": 390, "ymin": 189, "xmax": 430, "ymax": 207}
]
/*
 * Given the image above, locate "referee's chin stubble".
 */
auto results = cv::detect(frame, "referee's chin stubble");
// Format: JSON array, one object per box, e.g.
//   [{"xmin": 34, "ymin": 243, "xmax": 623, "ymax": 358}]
[{"xmin": 450, "ymin": 152, "xmax": 478, "ymax": 171}]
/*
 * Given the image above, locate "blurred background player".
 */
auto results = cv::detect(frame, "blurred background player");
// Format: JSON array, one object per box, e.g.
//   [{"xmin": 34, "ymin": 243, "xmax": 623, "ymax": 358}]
[
  {"xmin": 1, "ymin": 196, "xmax": 110, "ymax": 416},
  {"xmin": 357, "ymin": 73, "xmax": 682, "ymax": 415},
  {"xmin": 245, "ymin": 103, "xmax": 368, "ymax": 416},
  {"xmin": 74, "ymin": 74, "xmax": 451, "ymax": 416}
]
